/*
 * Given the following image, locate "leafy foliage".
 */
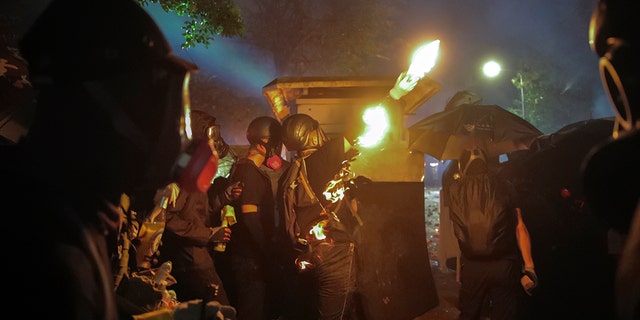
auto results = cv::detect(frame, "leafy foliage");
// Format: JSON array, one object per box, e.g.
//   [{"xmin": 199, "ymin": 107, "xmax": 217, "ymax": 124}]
[
  {"xmin": 135, "ymin": 0, "xmax": 245, "ymax": 48},
  {"xmin": 509, "ymin": 64, "xmax": 593, "ymax": 134}
]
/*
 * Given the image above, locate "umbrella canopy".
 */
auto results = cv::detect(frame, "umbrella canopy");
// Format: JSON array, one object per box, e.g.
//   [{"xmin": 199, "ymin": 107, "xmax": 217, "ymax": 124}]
[
  {"xmin": 408, "ymin": 104, "xmax": 542, "ymax": 160},
  {"xmin": 495, "ymin": 118, "xmax": 616, "ymax": 319}
]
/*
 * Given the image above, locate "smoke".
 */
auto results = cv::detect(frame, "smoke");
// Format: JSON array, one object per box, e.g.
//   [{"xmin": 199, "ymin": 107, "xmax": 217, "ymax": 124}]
[
  {"xmin": 145, "ymin": 0, "xmax": 608, "ymax": 135},
  {"xmin": 145, "ymin": 4, "xmax": 277, "ymax": 95},
  {"xmin": 591, "ymin": 88, "xmax": 616, "ymax": 119}
]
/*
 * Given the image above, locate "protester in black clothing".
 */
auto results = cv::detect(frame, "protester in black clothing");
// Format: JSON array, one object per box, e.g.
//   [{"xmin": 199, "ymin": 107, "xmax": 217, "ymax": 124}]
[
  {"xmin": 276, "ymin": 71, "xmax": 420, "ymax": 320},
  {"xmin": 447, "ymin": 148, "xmax": 536, "ymax": 320},
  {"xmin": 158, "ymin": 183, "xmax": 235, "ymax": 303},
  {"xmin": 226, "ymin": 116, "xmax": 283, "ymax": 320},
  {"xmin": 583, "ymin": 1, "xmax": 639, "ymax": 319},
  {"xmin": 3, "ymin": 0, "xmax": 202, "ymax": 319},
  {"xmin": 158, "ymin": 110, "xmax": 241, "ymax": 304},
  {"xmin": 279, "ymin": 114, "xmax": 358, "ymax": 320}
]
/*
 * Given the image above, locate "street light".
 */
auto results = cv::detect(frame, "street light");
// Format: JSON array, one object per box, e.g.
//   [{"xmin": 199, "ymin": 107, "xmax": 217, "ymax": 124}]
[{"xmin": 482, "ymin": 60, "xmax": 525, "ymax": 118}]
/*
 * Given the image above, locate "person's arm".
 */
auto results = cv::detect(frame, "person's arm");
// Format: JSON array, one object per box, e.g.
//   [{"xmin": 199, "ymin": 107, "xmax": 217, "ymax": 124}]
[
  {"xmin": 241, "ymin": 204, "xmax": 267, "ymax": 250},
  {"xmin": 515, "ymin": 207, "xmax": 534, "ymax": 268},
  {"xmin": 212, "ymin": 181, "xmax": 243, "ymax": 210},
  {"xmin": 164, "ymin": 193, "xmax": 225, "ymax": 246},
  {"xmin": 232, "ymin": 163, "xmax": 267, "ymax": 251},
  {"xmin": 516, "ymin": 207, "xmax": 539, "ymax": 295}
]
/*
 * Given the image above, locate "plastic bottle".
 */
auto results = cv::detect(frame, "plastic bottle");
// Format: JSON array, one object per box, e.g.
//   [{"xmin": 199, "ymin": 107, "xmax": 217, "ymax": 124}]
[
  {"xmin": 153, "ymin": 261, "xmax": 172, "ymax": 289},
  {"xmin": 214, "ymin": 205, "xmax": 236, "ymax": 252}
]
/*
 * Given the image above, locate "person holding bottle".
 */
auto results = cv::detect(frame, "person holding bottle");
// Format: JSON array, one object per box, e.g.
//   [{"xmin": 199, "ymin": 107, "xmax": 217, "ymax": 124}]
[{"xmin": 157, "ymin": 110, "xmax": 242, "ymax": 304}]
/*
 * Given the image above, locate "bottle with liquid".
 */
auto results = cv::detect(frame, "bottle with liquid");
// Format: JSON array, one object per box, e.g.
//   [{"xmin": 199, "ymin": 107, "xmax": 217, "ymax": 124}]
[
  {"xmin": 214, "ymin": 205, "xmax": 236, "ymax": 252},
  {"xmin": 153, "ymin": 261, "xmax": 172, "ymax": 289}
]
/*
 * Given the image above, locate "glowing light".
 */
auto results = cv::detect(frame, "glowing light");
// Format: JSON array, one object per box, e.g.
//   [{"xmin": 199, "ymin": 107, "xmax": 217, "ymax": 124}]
[
  {"xmin": 482, "ymin": 60, "xmax": 502, "ymax": 78},
  {"xmin": 323, "ymin": 160, "xmax": 354, "ymax": 203},
  {"xmin": 407, "ymin": 40, "xmax": 440, "ymax": 80},
  {"xmin": 183, "ymin": 73, "xmax": 193, "ymax": 140},
  {"xmin": 309, "ymin": 220, "xmax": 328, "ymax": 241},
  {"xmin": 323, "ymin": 178, "xmax": 346, "ymax": 202},
  {"xmin": 356, "ymin": 105, "xmax": 389, "ymax": 148},
  {"xmin": 296, "ymin": 259, "xmax": 313, "ymax": 270}
]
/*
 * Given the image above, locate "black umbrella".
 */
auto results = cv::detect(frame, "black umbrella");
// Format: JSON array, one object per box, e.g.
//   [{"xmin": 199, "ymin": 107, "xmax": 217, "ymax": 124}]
[
  {"xmin": 495, "ymin": 118, "xmax": 617, "ymax": 319},
  {"xmin": 408, "ymin": 104, "xmax": 542, "ymax": 160}
]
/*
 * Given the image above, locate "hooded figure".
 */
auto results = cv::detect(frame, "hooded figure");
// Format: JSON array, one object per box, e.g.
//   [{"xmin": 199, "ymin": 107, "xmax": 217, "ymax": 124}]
[{"xmin": 2, "ymin": 0, "xmax": 202, "ymax": 318}]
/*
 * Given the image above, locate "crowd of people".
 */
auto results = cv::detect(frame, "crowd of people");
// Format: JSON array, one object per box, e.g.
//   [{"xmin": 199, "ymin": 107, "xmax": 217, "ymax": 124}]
[
  {"xmin": 0, "ymin": 1, "xmax": 417, "ymax": 319},
  {"xmin": 1, "ymin": 0, "xmax": 637, "ymax": 319}
]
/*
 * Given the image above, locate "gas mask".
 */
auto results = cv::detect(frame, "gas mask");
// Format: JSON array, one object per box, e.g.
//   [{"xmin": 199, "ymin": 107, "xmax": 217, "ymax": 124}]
[
  {"xmin": 589, "ymin": 0, "xmax": 639, "ymax": 134},
  {"xmin": 263, "ymin": 142, "xmax": 283, "ymax": 170},
  {"xmin": 173, "ymin": 137, "xmax": 220, "ymax": 193},
  {"xmin": 19, "ymin": 0, "xmax": 221, "ymax": 196},
  {"xmin": 207, "ymin": 124, "xmax": 230, "ymax": 159},
  {"xmin": 150, "ymin": 71, "xmax": 219, "ymax": 194},
  {"xmin": 246, "ymin": 116, "xmax": 283, "ymax": 170}
]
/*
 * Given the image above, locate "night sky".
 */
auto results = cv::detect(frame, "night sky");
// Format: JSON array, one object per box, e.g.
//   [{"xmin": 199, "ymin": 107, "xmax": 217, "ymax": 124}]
[
  {"xmin": 142, "ymin": 0, "xmax": 612, "ymax": 127},
  {"xmin": 3, "ymin": 0, "xmax": 613, "ymax": 130}
]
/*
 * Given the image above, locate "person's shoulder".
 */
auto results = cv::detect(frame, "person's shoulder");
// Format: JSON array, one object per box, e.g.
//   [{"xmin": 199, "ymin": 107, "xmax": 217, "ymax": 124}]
[{"xmin": 233, "ymin": 158, "xmax": 254, "ymax": 171}]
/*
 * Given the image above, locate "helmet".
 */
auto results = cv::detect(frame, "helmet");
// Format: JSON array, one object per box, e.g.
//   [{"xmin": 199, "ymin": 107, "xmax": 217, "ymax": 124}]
[
  {"xmin": 190, "ymin": 110, "xmax": 217, "ymax": 139},
  {"xmin": 458, "ymin": 148, "xmax": 488, "ymax": 177},
  {"xmin": 18, "ymin": 0, "xmax": 202, "ymax": 197},
  {"xmin": 246, "ymin": 116, "xmax": 282, "ymax": 149},
  {"xmin": 282, "ymin": 113, "xmax": 326, "ymax": 151},
  {"xmin": 20, "ymin": 0, "xmax": 197, "ymax": 82},
  {"xmin": 191, "ymin": 110, "xmax": 229, "ymax": 158}
]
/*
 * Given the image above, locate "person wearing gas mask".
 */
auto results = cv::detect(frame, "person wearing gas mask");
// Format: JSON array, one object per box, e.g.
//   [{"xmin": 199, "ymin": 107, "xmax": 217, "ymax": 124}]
[
  {"xmin": 583, "ymin": 0, "xmax": 639, "ymax": 319},
  {"xmin": 156, "ymin": 109, "xmax": 241, "ymax": 305},
  {"xmin": 275, "ymin": 112, "xmax": 359, "ymax": 320},
  {"xmin": 1, "ymin": 0, "xmax": 219, "ymax": 319},
  {"xmin": 225, "ymin": 116, "xmax": 284, "ymax": 320},
  {"xmin": 272, "ymin": 71, "xmax": 421, "ymax": 320}
]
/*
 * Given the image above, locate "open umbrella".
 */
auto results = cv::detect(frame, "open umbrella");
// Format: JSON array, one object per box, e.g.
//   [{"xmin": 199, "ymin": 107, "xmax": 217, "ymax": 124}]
[{"xmin": 408, "ymin": 104, "xmax": 543, "ymax": 160}]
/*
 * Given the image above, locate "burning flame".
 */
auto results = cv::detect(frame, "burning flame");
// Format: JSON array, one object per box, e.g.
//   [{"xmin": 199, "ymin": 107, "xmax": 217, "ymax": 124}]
[
  {"xmin": 323, "ymin": 160, "xmax": 354, "ymax": 203},
  {"xmin": 407, "ymin": 39, "xmax": 440, "ymax": 80},
  {"xmin": 296, "ymin": 258, "xmax": 313, "ymax": 270},
  {"xmin": 357, "ymin": 105, "xmax": 389, "ymax": 148},
  {"xmin": 309, "ymin": 220, "xmax": 328, "ymax": 241},
  {"xmin": 294, "ymin": 219, "xmax": 332, "ymax": 271}
]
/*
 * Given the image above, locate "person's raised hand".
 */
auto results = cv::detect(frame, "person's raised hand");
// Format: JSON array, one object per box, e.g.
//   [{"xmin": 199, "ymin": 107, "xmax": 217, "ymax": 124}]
[{"xmin": 389, "ymin": 71, "xmax": 419, "ymax": 100}]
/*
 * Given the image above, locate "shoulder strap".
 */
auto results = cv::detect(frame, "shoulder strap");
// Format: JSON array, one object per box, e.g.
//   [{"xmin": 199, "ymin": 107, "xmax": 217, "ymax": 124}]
[{"xmin": 297, "ymin": 157, "xmax": 318, "ymax": 204}]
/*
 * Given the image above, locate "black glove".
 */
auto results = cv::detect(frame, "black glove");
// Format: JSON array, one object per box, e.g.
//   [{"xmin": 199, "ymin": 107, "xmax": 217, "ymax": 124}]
[
  {"xmin": 521, "ymin": 267, "xmax": 538, "ymax": 296},
  {"xmin": 209, "ymin": 226, "xmax": 231, "ymax": 244},
  {"xmin": 224, "ymin": 181, "xmax": 243, "ymax": 201}
]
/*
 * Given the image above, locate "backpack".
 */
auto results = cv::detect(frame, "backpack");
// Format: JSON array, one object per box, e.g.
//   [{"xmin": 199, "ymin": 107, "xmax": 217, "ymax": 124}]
[
  {"xmin": 447, "ymin": 173, "xmax": 518, "ymax": 259},
  {"xmin": 279, "ymin": 155, "xmax": 320, "ymax": 252},
  {"xmin": 279, "ymin": 153, "xmax": 361, "ymax": 256}
]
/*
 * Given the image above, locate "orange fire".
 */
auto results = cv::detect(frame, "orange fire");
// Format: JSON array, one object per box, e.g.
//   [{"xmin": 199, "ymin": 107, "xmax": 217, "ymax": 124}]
[
  {"xmin": 323, "ymin": 159, "xmax": 355, "ymax": 203},
  {"xmin": 296, "ymin": 258, "xmax": 313, "ymax": 271},
  {"xmin": 309, "ymin": 219, "xmax": 328, "ymax": 240}
]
